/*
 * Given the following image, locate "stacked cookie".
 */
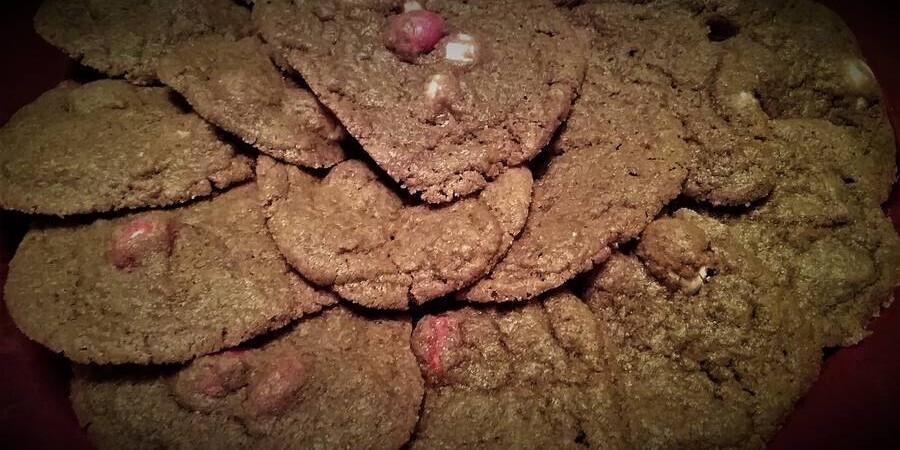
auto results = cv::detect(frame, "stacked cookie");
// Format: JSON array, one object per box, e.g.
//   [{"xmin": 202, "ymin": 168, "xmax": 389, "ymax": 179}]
[{"xmin": 1, "ymin": 0, "xmax": 897, "ymax": 449}]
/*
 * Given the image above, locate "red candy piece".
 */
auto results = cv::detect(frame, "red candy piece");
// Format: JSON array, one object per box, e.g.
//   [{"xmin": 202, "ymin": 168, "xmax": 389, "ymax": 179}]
[
  {"xmin": 384, "ymin": 10, "xmax": 446, "ymax": 61},
  {"xmin": 415, "ymin": 314, "xmax": 460, "ymax": 376},
  {"xmin": 193, "ymin": 352, "xmax": 249, "ymax": 397},
  {"xmin": 170, "ymin": 351, "xmax": 250, "ymax": 412},
  {"xmin": 106, "ymin": 214, "xmax": 178, "ymax": 270},
  {"xmin": 244, "ymin": 352, "xmax": 306, "ymax": 417}
]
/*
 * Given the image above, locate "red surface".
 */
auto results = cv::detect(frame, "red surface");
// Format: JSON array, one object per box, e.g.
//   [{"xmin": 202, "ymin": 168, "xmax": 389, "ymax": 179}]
[{"xmin": 0, "ymin": 1, "xmax": 898, "ymax": 449}]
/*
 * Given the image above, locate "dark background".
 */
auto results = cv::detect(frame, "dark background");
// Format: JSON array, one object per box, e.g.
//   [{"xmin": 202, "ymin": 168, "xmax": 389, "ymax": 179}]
[{"xmin": 1, "ymin": 1, "xmax": 899, "ymax": 449}]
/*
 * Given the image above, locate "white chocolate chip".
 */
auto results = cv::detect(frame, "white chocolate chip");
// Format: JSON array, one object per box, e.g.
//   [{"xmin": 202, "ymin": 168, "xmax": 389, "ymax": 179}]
[
  {"xmin": 444, "ymin": 33, "xmax": 478, "ymax": 64},
  {"xmin": 699, "ymin": 266, "xmax": 710, "ymax": 280},
  {"xmin": 403, "ymin": 1, "xmax": 423, "ymax": 12},
  {"xmin": 680, "ymin": 266, "xmax": 710, "ymax": 295},
  {"xmin": 845, "ymin": 59, "xmax": 874, "ymax": 89},
  {"xmin": 736, "ymin": 91, "xmax": 757, "ymax": 107},
  {"xmin": 681, "ymin": 274, "xmax": 704, "ymax": 295},
  {"xmin": 423, "ymin": 73, "xmax": 460, "ymax": 114}
]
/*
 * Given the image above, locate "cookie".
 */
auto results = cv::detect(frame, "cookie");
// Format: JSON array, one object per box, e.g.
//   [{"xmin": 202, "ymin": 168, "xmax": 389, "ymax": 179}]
[
  {"xmin": 257, "ymin": 156, "xmax": 532, "ymax": 310},
  {"xmin": 565, "ymin": 2, "xmax": 776, "ymax": 207},
  {"xmin": 157, "ymin": 36, "xmax": 347, "ymax": 169},
  {"xmin": 729, "ymin": 119, "xmax": 900, "ymax": 346},
  {"xmin": 465, "ymin": 75, "xmax": 688, "ymax": 303},
  {"xmin": 717, "ymin": 0, "xmax": 885, "ymax": 129},
  {"xmin": 410, "ymin": 210, "xmax": 828, "ymax": 449},
  {"xmin": 34, "ymin": 0, "xmax": 254, "ymax": 84},
  {"xmin": 466, "ymin": 0, "xmax": 897, "ymax": 303},
  {"xmin": 0, "ymin": 80, "xmax": 252, "ymax": 216},
  {"xmin": 411, "ymin": 290, "xmax": 625, "ymax": 450},
  {"xmin": 588, "ymin": 210, "xmax": 826, "ymax": 449},
  {"xmin": 680, "ymin": 0, "xmax": 899, "ymax": 345},
  {"xmin": 71, "ymin": 306, "xmax": 424, "ymax": 450},
  {"xmin": 4, "ymin": 183, "xmax": 335, "ymax": 364},
  {"xmin": 253, "ymin": 0, "xmax": 587, "ymax": 202},
  {"xmin": 572, "ymin": 0, "xmax": 894, "ymax": 207}
]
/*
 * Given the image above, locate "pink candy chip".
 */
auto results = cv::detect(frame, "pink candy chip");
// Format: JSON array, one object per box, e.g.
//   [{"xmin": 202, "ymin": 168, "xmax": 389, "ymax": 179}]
[
  {"xmin": 106, "ymin": 215, "xmax": 178, "ymax": 270},
  {"xmin": 193, "ymin": 352, "xmax": 250, "ymax": 398},
  {"xmin": 244, "ymin": 352, "xmax": 307, "ymax": 417},
  {"xmin": 414, "ymin": 314, "xmax": 460, "ymax": 377},
  {"xmin": 169, "ymin": 351, "xmax": 251, "ymax": 413},
  {"xmin": 384, "ymin": 10, "xmax": 446, "ymax": 61}
]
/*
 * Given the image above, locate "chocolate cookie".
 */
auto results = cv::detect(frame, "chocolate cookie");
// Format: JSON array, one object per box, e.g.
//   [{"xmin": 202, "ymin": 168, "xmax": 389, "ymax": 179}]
[
  {"xmin": 253, "ymin": 0, "xmax": 587, "ymax": 202},
  {"xmin": 410, "ymin": 210, "xmax": 834, "ymax": 448},
  {"xmin": 566, "ymin": 2, "xmax": 776, "ymax": 207},
  {"xmin": 4, "ymin": 184, "xmax": 335, "ymax": 364},
  {"xmin": 730, "ymin": 119, "xmax": 900, "ymax": 346},
  {"xmin": 411, "ymin": 290, "xmax": 624, "ymax": 450},
  {"xmin": 590, "ymin": 195, "xmax": 896, "ymax": 447},
  {"xmin": 571, "ymin": 0, "xmax": 893, "ymax": 207},
  {"xmin": 467, "ymin": 0, "xmax": 897, "ymax": 303},
  {"xmin": 587, "ymin": 210, "xmax": 826, "ymax": 449},
  {"xmin": 34, "ymin": 0, "xmax": 254, "ymax": 84},
  {"xmin": 649, "ymin": 0, "xmax": 897, "ymax": 347},
  {"xmin": 257, "ymin": 156, "xmax": 532, "ymax": 310},
  {"xmin": 465, "ymin": 75, "xmax": 688, "ymax": 303},
  {"xmin": 71, "ymin": 306, "xmax": 424, "ymax": 450},
  {"xmin": 158, "ymin": 36, "xmax": 347, "ymax": 169},
  {"xmin": 0, "ymin": 80, "xmax": 252, "ymax": 216}
]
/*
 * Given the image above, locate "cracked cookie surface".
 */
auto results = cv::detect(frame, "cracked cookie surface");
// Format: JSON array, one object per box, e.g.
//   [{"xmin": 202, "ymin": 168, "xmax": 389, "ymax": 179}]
[
  {"xmin": 4, "ymin": 184, "xmax": 335, "ymax": 364},
  {"xmin": 465, "ymin": 75, "xmax": 688, "ymax": 303},
  {"xmin": 158, "ymin": 36, "xmax": 346, "ymax": 169},
  {"xmin": 35, "ymin": 0, "xmax": 254, "ymax": 84},
  {"xmin": 5, "ymin": 0, "xmax": 900, "ymax": 448},
  {"xmin": 587, "ymin": 211, "xmax": 826, "ymax": 450},
  {"xmin": 71, "ymin": 306, "xmax": 423, "ymax": 450},
  {"xmin": 253, "ymin": 0, "xmax": 587, "ymax": 203},
  {"xmin": 412, "ymin": 203, "xmax": 885, "ymax": 449},
  {"xmin": 412, "ymin": 1, "xmax": 899, "ymax": 448},
  {"xmin": 0, "ymin": 80, "xmax": 252, "ymax": 216},
  {"xmin": 411, "ymin": 290, "xmax": 625, "ymax": 450},
  {"xmin": 257, "ymin": 156, "xmax": 532, "ymax": 310},
  {"xmin": 568, "ymin": 1, "xmax": 776, "ymax": 207},
  {"xmin": 727, "ymin": 117, "xmax": 899, "ymax": 346}
]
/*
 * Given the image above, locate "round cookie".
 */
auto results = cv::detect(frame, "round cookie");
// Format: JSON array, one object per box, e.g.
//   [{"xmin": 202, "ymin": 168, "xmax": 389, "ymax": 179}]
[
  {"xmin": 34, "ymin": 0, "xmax": 254, "ymax": 84},
  {"xmin": 0, "ymin": 80, "xmax": 252, "ymax": 216},
  {"xmin": 730, "ymin": 119, "xmax": 900, "ymax": 346},
  {"xmin": 465, "ymin": 74, "xmax": 688, "ymax": 303},
  {"xmin": 257, "ymin": 156, "xmax": 532, "ymax": 310},
  {"xmin": 4, "ymin": 183, "xmax": 336, "ymax": 365},
  {"xmin": 253, "ymin": 0, "xmax": 587, "ymax": 203},
  {"xmin": 411, "ymin": 290, "xmax": 624, "ymax": 450},
  {"xmin": 157, "ymin": 36, "xmax": 347, "ymax": 169},
  {"xmin": 587, "ymin": 210, "xmax": 827, "ymax": 449},
  {"xmin": 71, "ymin": 306, "xmax": 424, "ymax": 450},
  {"xmin": 568, "ymin": 1, "xmax": 777, "ymax": 207}
]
